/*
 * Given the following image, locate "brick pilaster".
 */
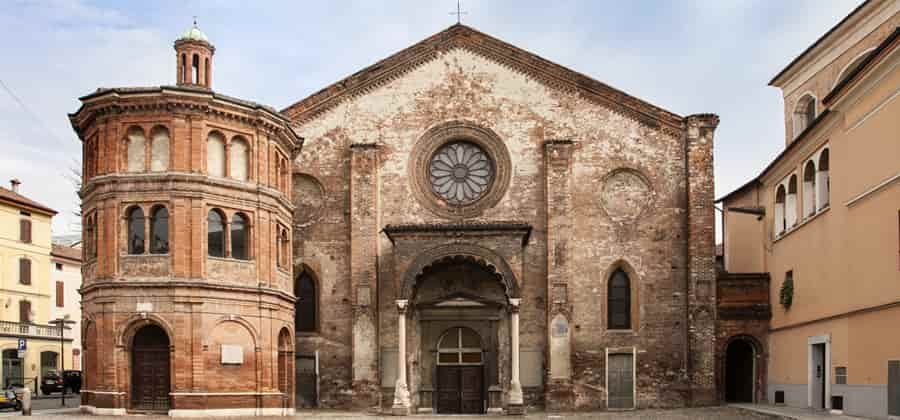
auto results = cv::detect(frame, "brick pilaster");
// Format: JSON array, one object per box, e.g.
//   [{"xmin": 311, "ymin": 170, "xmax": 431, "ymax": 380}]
[
  {"xmin": 544, "ymin": 139, "xmax": 576, "ymax": 409},
  {"xmin": 685, "ymin": 114, "xmax": 719, "ymax": 405},
  {"xmin": 349, "ymin": 143, "xmax": 380, "ymax": 408}
]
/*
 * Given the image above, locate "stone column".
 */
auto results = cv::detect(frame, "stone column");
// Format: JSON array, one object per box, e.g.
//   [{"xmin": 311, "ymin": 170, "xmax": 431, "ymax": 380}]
[
  {"xmin": 507, "ymin": 298, "xmax": 525, "ymax": 415},
  {"xmin": 392, "ymin": 300, "xmax": 411, "ymax": 415}
]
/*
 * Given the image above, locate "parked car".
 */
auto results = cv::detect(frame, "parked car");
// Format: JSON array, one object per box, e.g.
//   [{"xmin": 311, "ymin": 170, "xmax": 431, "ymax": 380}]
[
  {"xmin": 40, "ymin": 371, "xmax": 64, "ymax": 395},
  {"xmin": 0, "ymin": 389, "xmax": 22, "ymax": 411},
  {"xmin": 63, "ymin": 370, "xmax": 81, "ymax": 394}
]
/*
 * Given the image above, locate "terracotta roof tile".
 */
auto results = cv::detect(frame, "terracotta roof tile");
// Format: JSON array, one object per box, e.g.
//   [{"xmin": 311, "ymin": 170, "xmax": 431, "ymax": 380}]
[
  {"xmin": 51, "ymin": 244, "xmax": 82, "ymax": 262},
  {"xmin": 0, "ymin": 186, "xmax": 57, "ymax": 215}
]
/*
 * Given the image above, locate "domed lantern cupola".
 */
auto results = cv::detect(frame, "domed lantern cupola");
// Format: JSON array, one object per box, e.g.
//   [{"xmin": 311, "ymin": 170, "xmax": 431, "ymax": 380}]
[{"xmin": 174, "ymin": 20, "xmax": 215, "ymax": 88}]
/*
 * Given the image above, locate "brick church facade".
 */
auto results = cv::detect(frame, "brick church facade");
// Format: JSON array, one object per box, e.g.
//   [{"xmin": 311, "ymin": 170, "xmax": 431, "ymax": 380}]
[{"xmin": 71, "ymin": 23, "xmax": 733, "ymax": 416}]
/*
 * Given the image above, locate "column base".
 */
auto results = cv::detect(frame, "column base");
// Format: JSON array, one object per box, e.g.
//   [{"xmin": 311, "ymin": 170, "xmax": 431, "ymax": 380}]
[
  {"xmin": 506, "ymin": 403, "xmax": 526, "ymax": 415},
  {"xmin": 391, "ymin": 405, "xmax": 411, "ymax": 416}
]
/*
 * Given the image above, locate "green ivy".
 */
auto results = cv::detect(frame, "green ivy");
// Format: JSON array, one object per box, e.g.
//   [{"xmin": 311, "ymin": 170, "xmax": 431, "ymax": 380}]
[{"xmin": 779, "ymin": 277, "xmax": 794, "ymax": 309}]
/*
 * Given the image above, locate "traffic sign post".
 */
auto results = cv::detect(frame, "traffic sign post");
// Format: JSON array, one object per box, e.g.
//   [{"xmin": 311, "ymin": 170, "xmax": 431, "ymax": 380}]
[{"xmin": 17, "ymin": 338, "xmax": 26, "ymax": 350}]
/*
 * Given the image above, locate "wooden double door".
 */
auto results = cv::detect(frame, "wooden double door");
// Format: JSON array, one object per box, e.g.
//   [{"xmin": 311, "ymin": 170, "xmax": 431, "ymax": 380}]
[
  {"xmin": 131, "ymin": 325, "xmax": 170, "ymax": 412},
  {"xmin": 437, "ymin": 366, "xmax": 484, "ymax": 414}
]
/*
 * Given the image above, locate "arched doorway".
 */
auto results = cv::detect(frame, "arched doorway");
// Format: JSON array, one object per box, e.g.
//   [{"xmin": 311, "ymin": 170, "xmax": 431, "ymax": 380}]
[
  {"xmin": 436, "ymin": 327, "xmax": 484, "ymax": 414},
  {"xmin": 2, "ymin": 349, "xmax": 23, "ymax": 389},
  {"xmin": 725, "ymin": 338, "xmax": 755, "ymax": 402},
  {"xmin": 277, "ymin": 328, "xmax": 293, "ymax": 408},
  {"xmin": 131, "ymin": 324, "xmax": 170, "ymax": 411}
]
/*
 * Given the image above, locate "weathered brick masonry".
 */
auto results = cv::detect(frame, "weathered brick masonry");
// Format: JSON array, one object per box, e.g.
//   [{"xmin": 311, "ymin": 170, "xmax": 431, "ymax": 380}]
[
  {"xmin": 70, "ymin": 22, "xmax": 745, "ymax": 416},
  {"xmin": 284, "ymin": 24, "xmax": 723, "ymax": 412}
]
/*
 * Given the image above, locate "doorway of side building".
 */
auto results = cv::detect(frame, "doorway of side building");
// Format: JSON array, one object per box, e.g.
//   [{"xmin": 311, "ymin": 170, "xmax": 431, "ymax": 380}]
[
  {"xmin": 725, "ymin": 339, "xmax": 755, "ymax": 402},
  {"xmin": 2, "ymin": 349, "xmax": 23, "ymax": 389},
  {"xmin": 295, "ymin": 355, "xmax": 317, "ymax": 408},
  {"xmin": 130, "ymin": 324, "xmax": 170, "ymax": 412},
  {"xmin": 436, "ymin": 327, "xmax": 484, "ymax": 414},
  {"xmin": 810, "ymin": 342, "xmax": 827, "ymax": 410}
]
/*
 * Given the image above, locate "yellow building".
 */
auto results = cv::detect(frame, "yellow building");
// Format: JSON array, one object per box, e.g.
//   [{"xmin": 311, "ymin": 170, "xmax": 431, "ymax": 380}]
[
  {"xmin": 719, "ymin": 1, "xmax": 899, "ymax": 418},
  {"xmin": 0, "ymin": 179, "xmax": 73, "ymax": 393}
]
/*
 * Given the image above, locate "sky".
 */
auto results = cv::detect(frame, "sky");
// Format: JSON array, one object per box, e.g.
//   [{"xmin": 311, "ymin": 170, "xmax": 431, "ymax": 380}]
[{"xmin": 0, "ymin": 0, "xmax": 862, "ymax": 238}]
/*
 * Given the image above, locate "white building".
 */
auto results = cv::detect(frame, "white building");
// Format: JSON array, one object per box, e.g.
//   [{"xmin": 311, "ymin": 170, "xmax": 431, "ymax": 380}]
[{"xmin": 50, "ymin": 244, "xmax": 82, "ymax": 371}]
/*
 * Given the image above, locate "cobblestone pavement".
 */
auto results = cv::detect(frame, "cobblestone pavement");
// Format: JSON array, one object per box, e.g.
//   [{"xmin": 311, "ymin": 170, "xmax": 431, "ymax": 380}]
[{"xmin": 0, "ymin": 406, "xmax": 781, "ymax": 419}]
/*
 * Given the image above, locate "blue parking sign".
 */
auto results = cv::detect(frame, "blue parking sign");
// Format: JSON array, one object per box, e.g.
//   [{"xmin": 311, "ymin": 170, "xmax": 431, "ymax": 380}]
[{"xmin": 17, "ymin": 338, "xmax": 26, "ymax": 350}]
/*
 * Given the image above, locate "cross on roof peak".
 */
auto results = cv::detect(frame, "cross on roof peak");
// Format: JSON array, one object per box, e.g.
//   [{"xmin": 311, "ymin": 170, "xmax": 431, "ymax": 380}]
[{"xmin": 449, "ymin": 0, "xmax": 468, "ymax": 24}]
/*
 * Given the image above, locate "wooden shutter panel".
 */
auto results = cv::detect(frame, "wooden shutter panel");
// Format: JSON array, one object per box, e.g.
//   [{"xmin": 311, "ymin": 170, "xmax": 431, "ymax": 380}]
[
  {"xmin": 56, "ymin": 281, "xmax": 65, "ymax": 307},
  {"xmin": 20, "ymin": 301, "xmax": 31, "ymax": 323},
  {"xmin": 20, "ymin": 219, "xmax": 31, "ymax": 243},
  {"xmin": 19, "ymin": 258, "xmax": 31, "ymax": 285}
]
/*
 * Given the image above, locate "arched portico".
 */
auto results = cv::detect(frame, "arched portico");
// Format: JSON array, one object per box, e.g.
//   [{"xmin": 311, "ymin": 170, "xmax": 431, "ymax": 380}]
[{"xmin": 392, "ymin": 244, "xmax": 524, "ymax": 415}]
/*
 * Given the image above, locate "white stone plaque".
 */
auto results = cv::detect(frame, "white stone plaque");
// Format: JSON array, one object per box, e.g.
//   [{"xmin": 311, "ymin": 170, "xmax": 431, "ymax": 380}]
[
  {"xmin": 136, "ymin": 302, "xmax": 153, "ymax": 312},
  {"xmin": 221, "ymin": 344, "xmax": 243, "ymax": 365}
]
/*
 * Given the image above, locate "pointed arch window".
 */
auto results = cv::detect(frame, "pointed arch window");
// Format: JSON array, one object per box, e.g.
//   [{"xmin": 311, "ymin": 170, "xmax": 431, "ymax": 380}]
[
  {"xmin": 231, "ymin": 213, "xmax": 248, "ymax": 260},
  {"xmin": 127, "ymin": 206, "xmax": 145, "ymax": 254},
  {"xmin": 295, "ymin": 272, "xmax": 317, "ymax": 333},
  {"xmin": 149, "ymin": 206, "xmax": 169, "ymax": 254},
  {"xmin": 207, "ymin": 209, "xmax": 225, "ymax": 257},
  {"xmin": 608, "ymin": 269, "xmax": 631, "ymax": 330}
]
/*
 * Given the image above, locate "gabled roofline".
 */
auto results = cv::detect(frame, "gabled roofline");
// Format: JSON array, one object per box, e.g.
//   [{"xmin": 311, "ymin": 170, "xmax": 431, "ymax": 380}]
[
  {"xmin": 282, "ymin": 24, "xmax": 685, "ymax": 132},
  {"xmin": 769, "ymin": 0, "xmax": 871, "ymax": 86}
]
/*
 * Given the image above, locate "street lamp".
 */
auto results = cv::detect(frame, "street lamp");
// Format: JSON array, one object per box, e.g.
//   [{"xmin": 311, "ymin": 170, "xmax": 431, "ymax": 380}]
[{"xmin": 49, "ymin": 317, "xmax": 75, "ymax": 408}]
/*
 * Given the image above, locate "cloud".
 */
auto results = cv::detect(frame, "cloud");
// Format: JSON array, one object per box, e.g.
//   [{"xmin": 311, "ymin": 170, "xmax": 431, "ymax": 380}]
[{"xmin": 0, "ymin": 0, "xmax": 862, "ymax": 239}]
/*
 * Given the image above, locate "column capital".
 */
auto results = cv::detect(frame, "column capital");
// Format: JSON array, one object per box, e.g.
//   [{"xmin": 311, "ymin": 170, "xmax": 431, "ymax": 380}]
[
  {"xmin": 508, "ymin": 298, "xmax": 521, "ymax": 313},
  {"xmin": 396, "ymin": 299, "xmax": 409, "ymax": 313}
]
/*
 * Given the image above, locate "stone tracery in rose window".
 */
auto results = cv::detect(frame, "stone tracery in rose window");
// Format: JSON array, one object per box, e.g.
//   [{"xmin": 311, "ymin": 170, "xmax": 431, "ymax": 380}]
[{"xmin": 428, "ymin": 141, "xmax": 494, "ymax": 205}]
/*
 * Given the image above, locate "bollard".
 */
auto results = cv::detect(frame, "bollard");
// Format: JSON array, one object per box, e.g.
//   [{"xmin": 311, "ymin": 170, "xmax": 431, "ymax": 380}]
[{"xmin": 21, "ymin": 387, "xmax": 31, "ymax": 416}]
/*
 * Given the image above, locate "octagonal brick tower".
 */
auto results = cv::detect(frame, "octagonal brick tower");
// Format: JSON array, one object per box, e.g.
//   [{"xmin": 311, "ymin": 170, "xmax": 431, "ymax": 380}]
[{"xmin": 69, "ymin": 23, "xmax": 303, "ymax": 416}]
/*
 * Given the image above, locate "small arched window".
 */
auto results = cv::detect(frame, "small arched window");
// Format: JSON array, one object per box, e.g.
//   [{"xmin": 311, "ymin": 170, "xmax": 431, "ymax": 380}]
[
  {"xmin": 295, "ymin": 272, "xmax": 317, "ymax": 333},
  {"xmin": 231, "ymin": 213, "xmax": 248, "ymax": 260},
  {"xmin": 192, "ymin": 54, "xmax": 200, "ymax": 84},
  {"xmin": 207, "ymin": 209, "xmax": 225, "ymax": 258},
  {"xmin": 181, "ymin": 54, "xmax": 187, "ymax": 84},
  {"xmin": 817, "ymin": 149, "xmax": 830, "ymax": 209},
  {"xmin": 150, "ymin": 126, "xmax": 170, "ymax": 172},
  {"xmin": 207, "ymin": 132, "xmax": 226, "ymax": 177},
  {"xmin": 608, "ymin": 269, "xmax": 631, "ymax": 330},
  {"xmin": 787, "ymin": 175, "xmax": 798, "ymax": 228},
  {"xmin": 127, "ymin": 206, "xmax": 145, "ymax": 254},
  {"xmin": 230, "ymin": 137, "xmax": 249, "ymax": 181},
  {"xmin": 149, "ymin": 206, "xmax": 169, "ymax": 254},
  {"xmin": 126, "ymin": 126, "xmax": 146, "ymax": 172},
  {"xmin": 803, "ymin": 161, "xmax": 817, "ymax": 217},
  {"xmin": 792, "ymin": 95, "xmax": 816, "ymax": 139},
  {"xmin": 774, "ymin": 185, "xmax": 786, "ymax": 236}
]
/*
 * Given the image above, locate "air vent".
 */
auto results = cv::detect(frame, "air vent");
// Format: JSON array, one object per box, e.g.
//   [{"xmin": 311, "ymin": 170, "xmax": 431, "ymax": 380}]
[{"xmin": 831, "ymin": 395, "xmax": 844, "ymax": 410}]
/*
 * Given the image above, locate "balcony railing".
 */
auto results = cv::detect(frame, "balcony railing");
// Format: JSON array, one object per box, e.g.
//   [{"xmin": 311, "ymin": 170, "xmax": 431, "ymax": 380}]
[{"xmin": 0, "ymin": 320, "xmax": 73, "ymax": 340}]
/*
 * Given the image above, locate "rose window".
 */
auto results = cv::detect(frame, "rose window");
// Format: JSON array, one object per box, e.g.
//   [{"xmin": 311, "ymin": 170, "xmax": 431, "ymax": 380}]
[{"xmin": 429, "ymin": 141, "xmax": 494, "ymax": 205}]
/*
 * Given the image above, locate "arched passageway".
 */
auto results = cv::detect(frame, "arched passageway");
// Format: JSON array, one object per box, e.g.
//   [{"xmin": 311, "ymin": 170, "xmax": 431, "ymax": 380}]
[
  {"xmin": 725, "ymin": 339, "xmax": 755, "ymax": 402},
  {"xmin": 131, "ymin": 324, "xmax": 170, "ymax": 411}
]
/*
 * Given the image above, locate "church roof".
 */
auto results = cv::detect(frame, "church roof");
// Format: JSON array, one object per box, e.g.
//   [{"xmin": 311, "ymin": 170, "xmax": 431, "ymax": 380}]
[{"xmin": 282, "ymin": 24, "xmax": 685, "ymax": 132}]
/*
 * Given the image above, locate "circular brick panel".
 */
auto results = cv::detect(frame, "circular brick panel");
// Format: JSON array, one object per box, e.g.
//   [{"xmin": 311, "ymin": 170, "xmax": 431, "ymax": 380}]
[{"xmin": 600, "ymin": 169, "xmax": 653, "ymax": 221}]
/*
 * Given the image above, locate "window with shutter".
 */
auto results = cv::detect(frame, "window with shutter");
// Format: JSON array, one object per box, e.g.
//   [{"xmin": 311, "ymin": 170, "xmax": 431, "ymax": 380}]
[
  {"xmin": 20, "ymin": 219, "xmax": 32, "ymax": 243},
  {"xmin": 56, "ymin": 282, "xmax": 65, "ymax": 307},
  {"xmin": 608, "ymin": 269, "xmax": 631, "ymax": 330},
  {"xmin": 19, "ymin": 258, "xmax": 31, "ymax": 285},
  {"xmin": 20, "ymin": 300, "xmax": 31, "ymax": 323}
]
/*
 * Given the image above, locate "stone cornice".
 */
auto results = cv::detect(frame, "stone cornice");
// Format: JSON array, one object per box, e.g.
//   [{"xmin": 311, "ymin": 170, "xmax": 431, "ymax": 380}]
[
  {"xmin": 80, "ymin": 280, "xmax": 295, "ymax": 303},
  {"xmin": 69, "ymin": 86, "xmax": 303, "ymax": 154},
  {"xmin": 383, "ymin": 221, "xmax": 532, "ymax": 246},
  {"xmin": 282, "ymin": 24, "xmax": 686, "ymax": 136}
]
